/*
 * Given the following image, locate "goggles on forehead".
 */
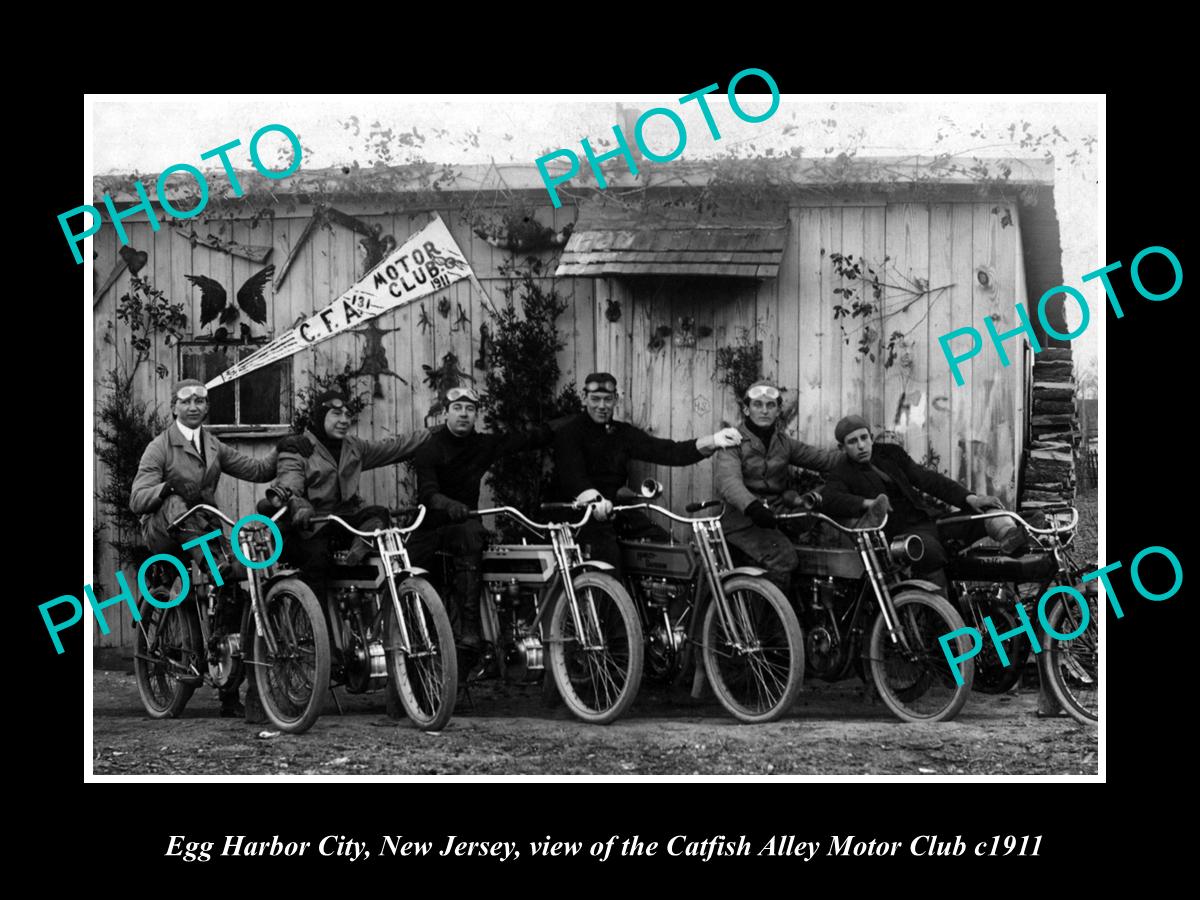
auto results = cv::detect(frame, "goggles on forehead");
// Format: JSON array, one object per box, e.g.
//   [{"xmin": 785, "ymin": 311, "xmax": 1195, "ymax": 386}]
[
  {"xmin": 176, "ymin": 385, "xmax": 208, "ymax": 401},
  {"xmin": 445, "ymin": 387, "xmax": 480, "ymax": 404},
  {"xmin": 321, "ymin": 397, "xmax": 348, "ymax": 410},
  {"xmin": 745, "ymin": 385, "xmax": 781, "ymax": 402},
  {"xmin": 584, "ymin": 379, "xmax": 617, "ymax": 394}
]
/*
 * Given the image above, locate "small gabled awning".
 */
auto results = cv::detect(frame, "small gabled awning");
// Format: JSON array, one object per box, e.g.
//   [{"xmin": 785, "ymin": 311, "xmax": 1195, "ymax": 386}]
[{"xmin": 555, "ymin": 202, "xmax": 787, "ymax": 279}]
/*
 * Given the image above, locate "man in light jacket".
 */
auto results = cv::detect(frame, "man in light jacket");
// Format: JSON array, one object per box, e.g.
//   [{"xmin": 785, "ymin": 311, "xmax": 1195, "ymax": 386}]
[
  {"xmin": 714, "ymin": 380, "xmax": 843, "ymax": 593},
  {"xmin": 267, "ymin": 389, "xmax": 430, "ymax": 580},
  {"xmin": 129, "ymin": 378, "xmax": 280, "ymax": 718}
]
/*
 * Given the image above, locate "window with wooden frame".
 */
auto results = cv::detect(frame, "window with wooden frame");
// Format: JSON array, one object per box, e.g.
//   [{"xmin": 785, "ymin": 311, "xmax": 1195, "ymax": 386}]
[{"xmin": 178, "ymin": 341, "xmax": 293, "ymax": 434}]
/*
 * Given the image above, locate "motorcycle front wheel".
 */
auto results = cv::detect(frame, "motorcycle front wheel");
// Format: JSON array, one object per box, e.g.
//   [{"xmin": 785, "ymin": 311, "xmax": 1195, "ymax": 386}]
[
  {"xmin": 869, "ymin": 590, "xmax": 973, "ymax": 723},
  {"xmin": 1039, "ymin": 591, "xmax": 1098, "ymax": 725},
  {"xmin": 133, "ymin": 589, "xmax": 201, "ymax": 719},
  {"xmin": 701, "ymin": 576, "xmax": 804, "ymax": 724},
  {"xmin": 546, "ymin": 572, "xmax": 643, "ymax": 725},
  {"xmin": 384, "ymin": 576, "xmax": 458, "ymax": 732},
  {"xmin": 250, "ymin": 578, "xmax": 331, "ymax": 735}
]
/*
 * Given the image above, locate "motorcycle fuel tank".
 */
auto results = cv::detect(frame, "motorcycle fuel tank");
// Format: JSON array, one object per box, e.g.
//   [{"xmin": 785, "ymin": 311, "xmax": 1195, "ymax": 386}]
[
  {"xmin": 618, "ymin": 541, "xmax": 696, "ymax": 579},
  {"xmin": 481, "ymin": 545, "xmax": 557, "ymax": 584},
  {"xmin": 794, "ymin": 546, "xmax": 866, "ymax": 579}
]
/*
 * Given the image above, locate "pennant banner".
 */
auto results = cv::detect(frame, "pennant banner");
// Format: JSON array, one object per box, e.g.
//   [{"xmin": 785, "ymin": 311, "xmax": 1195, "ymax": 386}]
[{"xmin": 206, "ymin": 214, "xmax": 474, "ymax": 388}]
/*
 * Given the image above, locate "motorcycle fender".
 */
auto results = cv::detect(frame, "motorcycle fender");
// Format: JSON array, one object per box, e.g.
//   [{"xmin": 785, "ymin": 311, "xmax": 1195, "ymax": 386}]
[
  {"xmin": 720, "ymin": 565, "xmax": 768, "ymax": 581},
  {"xmin": 396, "ymin": 567, "xmax": 430, "ymax": 580},
  {"xmin": 571, "ymin": 560, "xmax": 616, "ymax": 574},
  {"xmin": 889, "ymin": 578, "xmax": 944, "ymax": 596}
]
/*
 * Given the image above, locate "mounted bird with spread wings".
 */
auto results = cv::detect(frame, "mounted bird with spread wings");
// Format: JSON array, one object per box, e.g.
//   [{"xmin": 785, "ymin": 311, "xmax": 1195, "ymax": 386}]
[{"xmin": 186, "ymin": 264, "xmax": 276, "ymax": 334}]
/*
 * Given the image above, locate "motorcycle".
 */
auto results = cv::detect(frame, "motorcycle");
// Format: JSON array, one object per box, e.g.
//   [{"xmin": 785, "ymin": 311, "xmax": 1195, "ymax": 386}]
[
  {"xmin": 610, "ymin": 480, "xmax": 804, "ymax": 724},
  {"xmin": 777, "ymin": 503, "xmax": 975, "ymax": 722},
  {"xmin": 472, "ymin": 501, "xmax": 643, "ymax": 725},
  {"xmin": 310, "ymin": 506, "xmax": 458, "ymax": 732},
  {"xmin": 939, "ymin": 505, "xmax": 1096, "ymax": 724},
  {"xmin": 134, "ymin": 503, "xmax": 331, "ymax": 735}
]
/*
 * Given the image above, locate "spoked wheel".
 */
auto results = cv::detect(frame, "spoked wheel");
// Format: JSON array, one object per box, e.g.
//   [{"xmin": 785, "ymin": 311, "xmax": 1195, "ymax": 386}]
[
  {"xmin": 701, "ymin": 576, "xmax": 804, "ymax": 724},
  {"xmin": 1040, "ymin": 592, "xmax": 1098, "ymax": 725},
  {"xmin": 972, "ymin": 588, "xmax": 1030, "ymax": 694},
  {"xmin": 869, "ymin": 590, "xmax": 973, "ymax": 722},
  {"xmin": 546, "ymin": 572, "xmax": 643, "ymax": 725},
  {"xmin": 384, "ymin": 577, "xmax": 457, "ymax": 731},
  {"xmin": 250, "ymin": 578, "xmax": 330, "ymax": 735},
  {"xmin": 133, "ymin": 582, "xmax": 201, "ymax": 718}
]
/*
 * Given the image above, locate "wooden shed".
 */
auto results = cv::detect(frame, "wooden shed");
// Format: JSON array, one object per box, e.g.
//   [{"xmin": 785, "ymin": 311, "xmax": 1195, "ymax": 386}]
[{"xmin": 90, "ymin": 158, "xmax": 1061, "ymax": 651}]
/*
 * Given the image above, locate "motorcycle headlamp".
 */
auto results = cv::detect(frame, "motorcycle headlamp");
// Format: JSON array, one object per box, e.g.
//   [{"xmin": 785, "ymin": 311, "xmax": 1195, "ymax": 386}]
[{"xmin": 888, "ymin": 534, "xmax": 925, "ymax": 564}]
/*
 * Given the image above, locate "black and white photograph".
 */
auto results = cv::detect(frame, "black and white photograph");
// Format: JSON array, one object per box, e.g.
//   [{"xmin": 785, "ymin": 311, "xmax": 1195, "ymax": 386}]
[{"xmin": 83, "ymin": 91, "xmax": 1101, "ymax": 778}]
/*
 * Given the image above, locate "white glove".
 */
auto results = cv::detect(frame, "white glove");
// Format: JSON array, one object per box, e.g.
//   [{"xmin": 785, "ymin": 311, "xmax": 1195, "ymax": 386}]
[
  {"xmin": 712, "ymin": 427, "xmax": 743, "ymax": 449},
  {"xmin": 576, "ymin": 489, "xmax": 614, "ymax": 522}
]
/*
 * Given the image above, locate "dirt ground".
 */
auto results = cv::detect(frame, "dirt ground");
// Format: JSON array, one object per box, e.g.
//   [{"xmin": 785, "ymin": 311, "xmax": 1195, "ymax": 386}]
[
  {"xmin": 92, "ymin": 487, "xmax": 1099, "ymax": 778},
  {"xmin": 92, "ymin": 668, "xmax": 1097, "ymax": 776}
]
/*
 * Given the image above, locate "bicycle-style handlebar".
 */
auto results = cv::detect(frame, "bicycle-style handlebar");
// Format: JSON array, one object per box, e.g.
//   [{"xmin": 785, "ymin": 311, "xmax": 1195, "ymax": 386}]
[
  {"xmin": 170, "ymin": 503, "xmax": 288, "ymax": 530},
  {"xmin": 775, "ymin": 508, "xmax": 892, "ymax": 534},
  {"xmin": 610, "ymin": 499, "xmax": 727, "ymax": 524},
  {"xmin": 936, "ymin": 506, "xmax": 1078, "ymax": 536},
  {"xmin": 312, "ymin": 505, "xmax": 427, "ymax": 538},
  {"xmin": 472, "ymin": 504, "xmax": 594, "ymax": 532}
]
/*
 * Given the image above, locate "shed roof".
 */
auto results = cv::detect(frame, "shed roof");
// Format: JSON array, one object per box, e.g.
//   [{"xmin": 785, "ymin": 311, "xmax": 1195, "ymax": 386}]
[
  {"xmin": 556, "ymin": 202, "xmax": 787, "ymax": 279},
  {"xmin": 93, "ymin": 156, "xmax": 1055, "ymax": 207}
]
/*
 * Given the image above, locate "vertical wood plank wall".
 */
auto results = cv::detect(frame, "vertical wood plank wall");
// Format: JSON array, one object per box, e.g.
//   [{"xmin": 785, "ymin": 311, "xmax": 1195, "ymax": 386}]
[{"xmin": 93, "ymin": 198, "xmax": 1026, "ymax": 649}]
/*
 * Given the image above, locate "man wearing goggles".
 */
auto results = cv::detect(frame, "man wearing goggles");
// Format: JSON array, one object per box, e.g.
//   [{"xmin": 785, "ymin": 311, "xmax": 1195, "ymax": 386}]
[
  {"xmin": 714, "ymin": 379, "xmax": 843, "ymax": 593},
  {"xmin": 408, "ymin": 383, "xmax": 565, "ymax": 664},
  {"xmin": 553, "ymin": 372, "xmax": 744, "ymax": 577},
  {"xmin": 265, "ymin": 389, "xmax": 431, "ymax": 576},
  {"xmin": 129, "ymin": 378, "xmax": 283, "ymax": 718}
]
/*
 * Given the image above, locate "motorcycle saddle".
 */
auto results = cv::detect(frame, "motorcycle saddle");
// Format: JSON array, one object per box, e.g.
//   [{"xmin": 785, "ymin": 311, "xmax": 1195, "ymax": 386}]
[{"xmin": 946, "ymin": 547, "xmax": 1058, "ymax": 582}]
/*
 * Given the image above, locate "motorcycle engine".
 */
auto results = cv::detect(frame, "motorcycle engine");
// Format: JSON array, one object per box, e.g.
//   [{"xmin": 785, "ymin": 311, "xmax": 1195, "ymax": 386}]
[
  {"xmin": 800, "ymin": 577, "xmax": 852, "ymax": 680},
  {"xmin": 636, "ymin": 577, "xmax": 683, "ymax": 608},
  {"xmin": 345, "ymin": 636, "xmax": 387, "ymax": 693},
  {"xmin": 207, "ymin": 632, "xmax": 242, "ymax": 687},
  {"xmin": 646, "ymin": 620, "xmax": 687, "ymax": 681},
  {"xmin": 503, "ymin": 632, "xmax": 544, "ymax": 683}
]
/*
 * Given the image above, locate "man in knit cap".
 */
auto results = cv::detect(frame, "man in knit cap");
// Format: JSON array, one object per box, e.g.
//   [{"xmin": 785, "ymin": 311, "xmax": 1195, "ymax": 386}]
[{"xmin": 819, "ymin": 414, "xmax": 1029, "ymax": 594}]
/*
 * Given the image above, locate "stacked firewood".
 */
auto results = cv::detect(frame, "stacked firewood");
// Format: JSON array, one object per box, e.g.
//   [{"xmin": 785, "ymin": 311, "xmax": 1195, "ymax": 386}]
[{"xmin": 1021, "ymin": 347, "xmax": 1078, "ymax": 512}]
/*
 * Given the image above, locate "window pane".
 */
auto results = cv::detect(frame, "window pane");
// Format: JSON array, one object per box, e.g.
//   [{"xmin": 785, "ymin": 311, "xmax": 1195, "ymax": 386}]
[{"xmin": 239, "ymin": 347, "xmax": 283, "ymax": 425}]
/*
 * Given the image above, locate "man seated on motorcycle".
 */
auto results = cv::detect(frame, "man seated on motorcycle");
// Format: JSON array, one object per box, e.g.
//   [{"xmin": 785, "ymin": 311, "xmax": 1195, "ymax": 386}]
[
  {"xmin": 713, "ymin": 380, "xmax": 843, "ymax": 594},
  {"xmin": 130, "ymin": 378, "xmax": 282, "ymax": 719},
  {"xmin": 263, "ymin": 389, "xmax": 431, "ymax": 584},
  {"xmin": 409, "ymin": 384, "xmax": 560, "ymax": 665},
  {"xmin": 818, "ymin": 415, "xmax": 1029, "ymax": 595},
  {"xmin": 552, "ymin": 372, "xmax": 743, "ymax": 578}
]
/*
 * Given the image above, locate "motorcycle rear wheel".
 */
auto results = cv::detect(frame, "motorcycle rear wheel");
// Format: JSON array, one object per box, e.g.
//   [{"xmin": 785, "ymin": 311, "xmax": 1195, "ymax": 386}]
[
  {"xmin": 546, "ymin": 572, "xmax": 643, "ymax": 725},
  {"xmin": 250, "ymin": 578, "xmax": 330, "ymax": 735},
  {"xmin": 869, "ymin": 590, "xmax": 973, "ymax": 722},
  {"xmin": 1039, "ymin": 592, "xmax": 1098, "ymax": 725},
  {"xmin": 701, "ymin": 576, "xmax": 804, "ymax": 724},
  {"xmin": 133, "ymin": 589, "xmax": 201, "ymax": 719},
  {"xmin": 384, "ymin": 576, "xmax": 458, "ymax": 732}
]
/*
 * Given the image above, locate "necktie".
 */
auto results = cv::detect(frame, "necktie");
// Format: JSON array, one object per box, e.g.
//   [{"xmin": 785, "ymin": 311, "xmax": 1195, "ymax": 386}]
[{"xmin": 195, "ymin": 432, "xmax": 207, "ymax": 467}]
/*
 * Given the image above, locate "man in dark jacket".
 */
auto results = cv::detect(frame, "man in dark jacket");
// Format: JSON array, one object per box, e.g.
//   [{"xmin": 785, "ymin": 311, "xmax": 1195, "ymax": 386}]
[
  {"xmin": 553, "ymin": 372, "xmax": 743, "ymax": 577},
  {"xmin": 409, "ymin": 385, "xmax": 557, "ymax": 654},
  {"xmin": 819, "ymin": 415, "xmax": 1026, "ymax": 593}
]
